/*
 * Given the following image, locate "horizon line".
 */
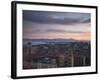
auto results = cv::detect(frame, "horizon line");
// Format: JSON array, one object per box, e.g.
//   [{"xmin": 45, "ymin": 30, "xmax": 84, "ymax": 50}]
[{"xmin": 23, "ymin": 38, "xmax": 90, "ymax": 41}]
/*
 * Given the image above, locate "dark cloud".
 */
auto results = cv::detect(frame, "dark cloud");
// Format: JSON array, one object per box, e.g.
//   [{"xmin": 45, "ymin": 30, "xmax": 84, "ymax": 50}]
[
  {"xmin": 45, "ymin": 29, "xmax": 84, "ymax": 33},
  {"xmin": 81, "ymin": 18, "xmax": 91, "ymax": 23},
  {"xmin": 46, "ymin": 29, "xmax": 67, "ymax": 33},
  {"xmin": 23, "ymin": 10, "xmax": 91, "ymax": 25}
]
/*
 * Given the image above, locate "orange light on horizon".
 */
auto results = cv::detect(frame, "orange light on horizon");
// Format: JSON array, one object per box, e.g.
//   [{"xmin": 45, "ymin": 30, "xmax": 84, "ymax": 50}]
[{"xmin": 47, "ymin": 32, "xmax": 91, "ymax": 40}]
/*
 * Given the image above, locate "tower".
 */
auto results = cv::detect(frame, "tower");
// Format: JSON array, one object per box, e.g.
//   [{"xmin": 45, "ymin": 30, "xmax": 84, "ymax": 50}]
[{"xmin": 58, "ymin": 54, "xmax": 65, "ymax": 67}]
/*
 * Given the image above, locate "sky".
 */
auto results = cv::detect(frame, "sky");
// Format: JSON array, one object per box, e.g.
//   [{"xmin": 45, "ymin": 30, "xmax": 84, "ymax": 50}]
[{"xmin": 23, "ymin": 10, "xmax": 91, "ymax": 40}]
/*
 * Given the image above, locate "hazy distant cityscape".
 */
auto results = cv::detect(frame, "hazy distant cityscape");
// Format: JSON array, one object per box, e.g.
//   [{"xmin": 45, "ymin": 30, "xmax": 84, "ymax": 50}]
[{"xmin": 23, "ymin": 39, "xmax": 91, "ymax": 69}]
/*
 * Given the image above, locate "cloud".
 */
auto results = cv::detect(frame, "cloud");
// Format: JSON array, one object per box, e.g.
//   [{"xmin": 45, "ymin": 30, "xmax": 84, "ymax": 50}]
[
  {"xmin": 80, "ymin": 18, "xmax": 91, "ymax": 23},
  {"xmin": 45, "ymin": 29, "xmax": 85, "ymax": 33},
  {"xmin": 23, "ymin": 10, "xmax": 91, "ymax": 25}
]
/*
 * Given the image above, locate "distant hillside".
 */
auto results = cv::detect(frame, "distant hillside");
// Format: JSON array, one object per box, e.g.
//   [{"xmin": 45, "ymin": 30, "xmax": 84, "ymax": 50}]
[{"xmin": 23, "ymin": 38, "xmax": 89, "ymax": 45}]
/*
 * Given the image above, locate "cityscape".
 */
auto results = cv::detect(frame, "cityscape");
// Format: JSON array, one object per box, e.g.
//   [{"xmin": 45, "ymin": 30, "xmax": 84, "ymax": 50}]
[
  {"xmin": 23, "ymin": 10, "xmax": 91, "ymax": 69},
  {"xmin": 23, "ymin": 39, "xmax": 91, "ymax": 69}
]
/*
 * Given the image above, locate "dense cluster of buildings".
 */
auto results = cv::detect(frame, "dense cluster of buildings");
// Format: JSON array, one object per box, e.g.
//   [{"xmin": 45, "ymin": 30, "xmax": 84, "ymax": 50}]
[{"xmin": 23, "ymin": 42, "xmax": 91, "ymax": 69}]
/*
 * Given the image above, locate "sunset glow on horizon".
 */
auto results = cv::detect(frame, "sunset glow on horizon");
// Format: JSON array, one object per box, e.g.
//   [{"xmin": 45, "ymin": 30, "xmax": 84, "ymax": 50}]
[
  {"xmin": 23, "ymin": 10, "xmax": 91, "ymax": 41},
  {"xmin": 47, "ymin": 32, "xmax": 91, "ymax": 40}
]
